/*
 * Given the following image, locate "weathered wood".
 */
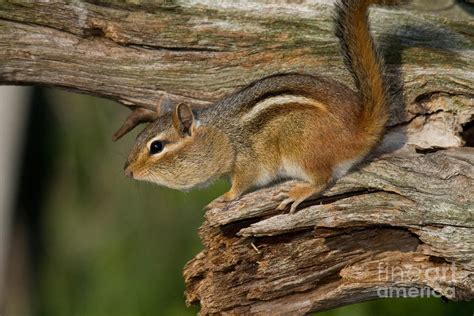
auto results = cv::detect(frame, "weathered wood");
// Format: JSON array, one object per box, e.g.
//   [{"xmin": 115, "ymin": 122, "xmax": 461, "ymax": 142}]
[
  {"xmin": 0, "ymin": 0, "xmax": 473, "ymax": 314},
  {"xmin": 185, "ymin": 148, "xmax": 474, "ymax": 314},
  {"xmin": 0, "ymin": 0, "xmax": 472, "ymax": 136}
]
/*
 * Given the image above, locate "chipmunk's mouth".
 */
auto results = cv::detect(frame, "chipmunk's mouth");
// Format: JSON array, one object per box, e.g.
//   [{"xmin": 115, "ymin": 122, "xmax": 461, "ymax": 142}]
[
  {"xmin": 124, "ymin": 161, "xmax": 148, "ymax": 181},
  {"xmin": 123, "ymin": 160, "xmax": 135, "ymax": 179},
  {"xmin": 124, "ymin": 167, "xmax": 134, "ymax": 179},
  {"xmin": 124, "ymin": 165, "xmax": 154, "ymax": 183}
]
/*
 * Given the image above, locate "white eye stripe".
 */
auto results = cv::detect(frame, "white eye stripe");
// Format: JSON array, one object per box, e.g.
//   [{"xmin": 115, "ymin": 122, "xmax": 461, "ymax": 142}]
[{"xmin": 146, "ymin": 135, "xmax": 184, "ymax": 156}]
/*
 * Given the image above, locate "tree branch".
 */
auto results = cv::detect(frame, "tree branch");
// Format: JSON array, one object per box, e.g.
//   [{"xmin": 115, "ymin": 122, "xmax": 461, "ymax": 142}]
[
  {"xmin": 0, "ymin": 1, "xmax": 472, "ymax": 115},
  {"xmin": 0, "ymin": 0, "xmax": 473, "ymax": 314}
]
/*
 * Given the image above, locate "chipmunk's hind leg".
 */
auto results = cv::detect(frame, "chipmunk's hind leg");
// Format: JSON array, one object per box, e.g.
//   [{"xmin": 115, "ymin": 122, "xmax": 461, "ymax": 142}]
[
  {"xmin": 277, "ymin": 169, "xmax": 332, "ymax": 213},
  {"xmin": 276, "ymin": 182, "xmax": 324, "ymax": 213},
  {"xmin": 276, "ymin": 130, "xmax": 334, "ymax": 212}
]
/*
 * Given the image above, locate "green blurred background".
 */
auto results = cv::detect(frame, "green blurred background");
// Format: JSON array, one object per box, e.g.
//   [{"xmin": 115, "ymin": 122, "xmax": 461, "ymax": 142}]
[{"xmin": 4, "ymin": 88, "xmax": 473, "ymax": 316}]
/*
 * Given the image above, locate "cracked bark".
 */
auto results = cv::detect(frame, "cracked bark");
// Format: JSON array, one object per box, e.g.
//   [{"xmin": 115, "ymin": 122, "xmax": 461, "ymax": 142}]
[
  {"xmin": 0, "ymin": 0, "xmax": 473, "ymax": 314},
  {"xmin": 186, "ymin": 147, "xmax": 474, "ymax": 314}
]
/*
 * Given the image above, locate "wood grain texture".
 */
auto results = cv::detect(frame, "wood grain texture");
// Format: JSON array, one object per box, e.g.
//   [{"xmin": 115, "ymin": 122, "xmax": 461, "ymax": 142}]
[
  {"xmin": 0, "ymin": 0, "xmax": 473, "ymax": 314},
  {"xmin": 0, "ymin": 1, "xmax": 472, "ymax": 130},
  {"xmin": 186, "ymin": 148, "xmax": 474, "ymax": 314}
]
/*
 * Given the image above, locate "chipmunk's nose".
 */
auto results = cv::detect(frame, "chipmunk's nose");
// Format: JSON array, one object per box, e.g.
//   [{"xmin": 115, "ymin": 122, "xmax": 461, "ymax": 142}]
[
  {"xmin": 124, "ymin": 161, "xmax": 134, "ymax": 178},
  {"xmin": 124, "ymin": 168, "xmax": 134, "ymax": 179}
]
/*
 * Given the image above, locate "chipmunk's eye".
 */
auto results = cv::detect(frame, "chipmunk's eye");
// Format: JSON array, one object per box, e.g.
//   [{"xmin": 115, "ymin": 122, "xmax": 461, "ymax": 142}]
[{"xmin": 149, "ymin": 140, "xmax": 164, "ymax": 155}]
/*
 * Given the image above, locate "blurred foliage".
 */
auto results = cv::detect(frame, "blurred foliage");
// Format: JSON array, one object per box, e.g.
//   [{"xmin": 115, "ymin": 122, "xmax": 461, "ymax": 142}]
[
  {"xmin": 36, "ymin": 89, "xmax": 222, "ymax": 316},
  {"xmin": 34, "ymin": 89, "xmax": 472, "ymax": 316}
]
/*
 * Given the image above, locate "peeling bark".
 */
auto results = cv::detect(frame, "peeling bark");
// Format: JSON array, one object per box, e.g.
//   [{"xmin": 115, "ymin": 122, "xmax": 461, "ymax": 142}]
[{"xmin": 0, "ymin": 0, "xmax": 473, "ymax": 314}]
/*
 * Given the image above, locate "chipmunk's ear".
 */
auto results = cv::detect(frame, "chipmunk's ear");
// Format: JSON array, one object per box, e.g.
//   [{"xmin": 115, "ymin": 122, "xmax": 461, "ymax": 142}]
[{"xmin": 173, "ymin": 103, "xmax": 195, "ymax": 136}]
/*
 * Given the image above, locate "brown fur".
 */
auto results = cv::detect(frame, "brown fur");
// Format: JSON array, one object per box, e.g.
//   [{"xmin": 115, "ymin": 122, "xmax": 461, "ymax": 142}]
[{"xmin": 124, "ymin": 0, "xmax": 400, "ymax": 212}]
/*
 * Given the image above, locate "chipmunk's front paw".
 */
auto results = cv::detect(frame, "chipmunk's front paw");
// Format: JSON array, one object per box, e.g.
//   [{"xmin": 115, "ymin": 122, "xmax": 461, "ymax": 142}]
[
  {"xmin": 206, "ymin": 191, "xmax": 239, "ymax": 210},
  {"xmin": 221, "ymin": 190, "xmax": 241, "ymax": 202}
]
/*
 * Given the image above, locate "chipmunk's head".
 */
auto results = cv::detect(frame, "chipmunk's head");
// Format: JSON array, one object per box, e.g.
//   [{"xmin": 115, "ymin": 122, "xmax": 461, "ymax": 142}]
[{"xmin": 124, "ymin": 104, "xmax": 234, "ymax": 190}]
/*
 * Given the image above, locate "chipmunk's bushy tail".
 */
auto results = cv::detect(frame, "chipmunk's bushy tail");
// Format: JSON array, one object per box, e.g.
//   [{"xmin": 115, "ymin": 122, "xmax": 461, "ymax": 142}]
[{"xmin": 335, "ymin": 0, "xmax": 402, "ymax": 145}]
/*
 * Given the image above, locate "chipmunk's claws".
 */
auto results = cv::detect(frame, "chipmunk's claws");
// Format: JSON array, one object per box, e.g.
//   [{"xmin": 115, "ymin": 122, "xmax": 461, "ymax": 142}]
[
  {"xmin": 277, "ymin": 198, "xmax": 303, "ymax": 213},
  {"xmin": 276, "ymin": 198, "xmax": 291, "ymax": 210}
]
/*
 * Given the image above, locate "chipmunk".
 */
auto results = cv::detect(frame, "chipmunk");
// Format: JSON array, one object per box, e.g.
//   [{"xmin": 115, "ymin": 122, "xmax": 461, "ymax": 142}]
[{"xmin": 122, "ymin": 0, "xmax": 401, "ymax": 212}]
